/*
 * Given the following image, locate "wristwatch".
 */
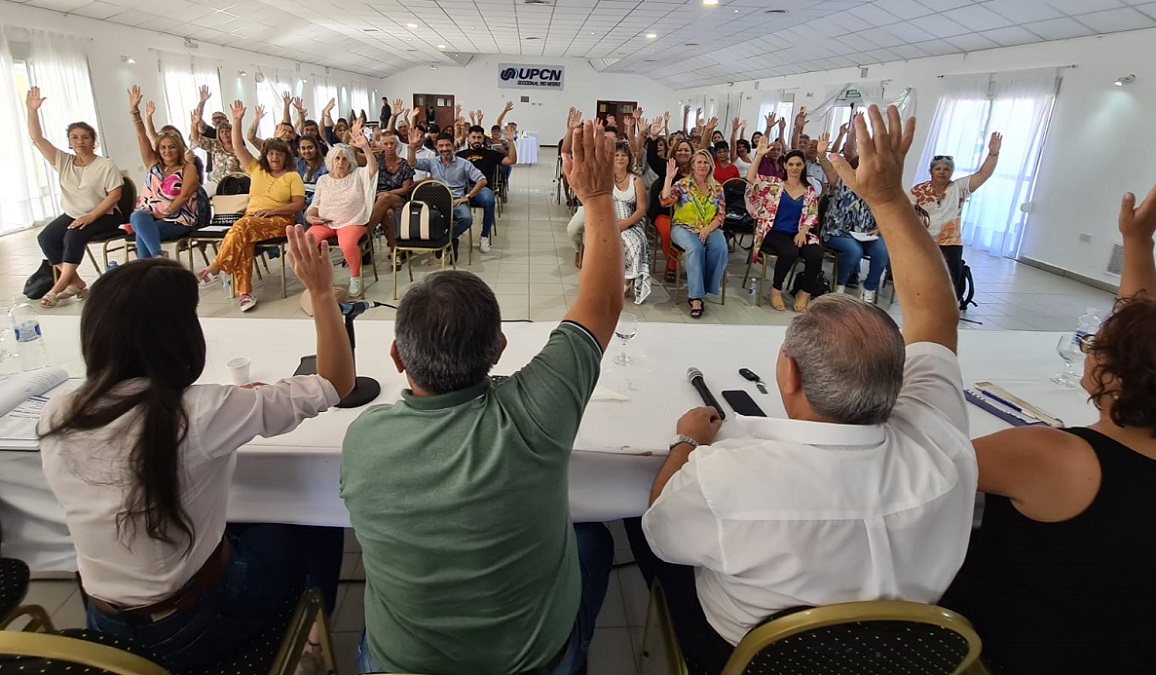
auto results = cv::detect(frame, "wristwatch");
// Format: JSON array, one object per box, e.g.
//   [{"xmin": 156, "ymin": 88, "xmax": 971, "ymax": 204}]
[{"xmin": 669, "ymin": 434, "xmax": 700, "ymax": 451}]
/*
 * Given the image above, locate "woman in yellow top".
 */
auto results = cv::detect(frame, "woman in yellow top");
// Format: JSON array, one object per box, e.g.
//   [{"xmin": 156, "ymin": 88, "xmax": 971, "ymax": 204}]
[
  {"xmin": 197, "ymin": 100, "xmax": 305, "ymax": 312},
  {"xmin": 660, "ymin": 150, "xmax": 726, "ymax": 318}
]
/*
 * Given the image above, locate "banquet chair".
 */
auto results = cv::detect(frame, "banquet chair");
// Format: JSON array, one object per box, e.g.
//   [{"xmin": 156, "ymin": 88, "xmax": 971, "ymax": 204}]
[
  {"xmin": 0, "ymin": 557, "xmax": 55, "ymax": 633},
  {"xmin": 0, "ymin": 630, "xmax": 167, "ymax": 675},
  {"xmin": 395, "ymin": 181, "xmax": 457, "ymax": 299},
  {"xmin": 823, "ymin": 246, "xmax": 895, "ymax": 307},
  {"xmin": 83, "ymin": 177, "xmax": 138, "ymax": 275},
  {"xmin": 720, "ymin": 178, "xmax": 754, "ymax": 253},
  {"xmin": 742, "ymin": 250, "xmax": 804, "ymax": 308},
  {"xmin": 636, "ymin": 580, "xmax": 689, "ymax": 675},
  {"xmin": 718, "ymin": 601, "xmax": 985, "ymax": 675},
  {"xmin": 414, "ymin": 181, "xmax": 472, "ymax": 266}
]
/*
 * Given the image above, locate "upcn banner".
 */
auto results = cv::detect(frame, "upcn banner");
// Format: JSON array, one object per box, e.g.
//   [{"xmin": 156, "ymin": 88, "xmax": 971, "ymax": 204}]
[{"xmin": 498, "ymin": 63, "xmax": 565, "ymax": 91}]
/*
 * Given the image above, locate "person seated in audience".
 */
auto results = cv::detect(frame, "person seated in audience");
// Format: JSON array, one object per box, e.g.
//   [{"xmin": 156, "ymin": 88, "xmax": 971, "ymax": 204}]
[
  {"xmin": 457, "ymin": 124, "xmax": 517, "ymax": 253},
  {"xmin": 909, "ymin": 133, "xmax": 1002, "ymax": 309},
  {"xmin": 405, "ymin": 129, "xmax": 484, "ymax": 261},
  {"xmin": 817, "ymin": 130, "xmax": 889, "ymax": 303},
  {"xmin": 137, "ymin": 101, "xmax": 204, "ymax": 182},
  {"xmin": 303, "ymin": 122, "xmax": 378, "ymax": 298},
  {"xmin": 191, "ymin": 107, "xmax": 242, "ymax": 177},
  {"xmin": 757, "ymin": 137, "xmax": 786, "ymax": 180},
  {"xmin": 296, "ymin": 136, "xmax": 328, "ymax": 218},
  {"xmin": 277, "ymin": 91, "xmax": 301, "ymax": 152},
  {"xmin": 342, "ymin": 120, "xmax": 619, "ymax": 675},
  {"xmin": 38, "ymin": 229, "xmax": 352, "ymax": 672},
  {"xmin": 612, "ymin": 142, "xmax": 651, "ymax": 303},
  {"xmin": 660, "ymin": 150, "xmax": 726, "ymax": 319},
  {"xmin": 367, "ymin": 130, "xmax": 415, "ymax": 254},
  {"xmin": 25, "ymin": 86, "xmax": 123, "ymax": 309},
  {"xmin": 630, "ymin": 106, "xmax": 977, "ymax": 675},
  {"xmin": 195, "ymin": 101, "xmax": 305, "ymax": 313},
  {"xmin": 712, "ymin": 141, "xmax": 740, "ymax": 183},
  {"xmin": 126, "ymin": 86, "xmax": 200, "ymax": 260},
  {"xmin": 645, "ymin": 126, "xmax": 695, "ymax": 281},
  {"xmin": 733, "ymin": 138, "xmax": 752, "ymax": 176},
  {"xmin": 746, "ymin": 143, "xmax": 823, "ymax": 312},
  {"xmin": 938, "ymin": 187, "xmax": 1156, "ymax": 675},
  {"xmin": 406, "ymin": 123, "xmax": 437, "ymax": 181},
  {"xmin": 321, "ymin": 99, "xmax": 351, "ymax": 146},
  {"xmin": 489, "ymin": 124, "xmax": 509, "ymax": 152},
  {"xmin": 246, "ymin": 104, "xmax": 298, "ymax": 159},
  {"xmin": 299, "ymin": 117, "xmax": 329, "ymax": 156}
]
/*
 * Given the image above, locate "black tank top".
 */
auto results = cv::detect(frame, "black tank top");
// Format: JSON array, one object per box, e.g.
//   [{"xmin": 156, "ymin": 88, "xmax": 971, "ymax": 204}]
[{"xmin": 943, "ymin": 428, "xmax": 1156, "ymax": 675}]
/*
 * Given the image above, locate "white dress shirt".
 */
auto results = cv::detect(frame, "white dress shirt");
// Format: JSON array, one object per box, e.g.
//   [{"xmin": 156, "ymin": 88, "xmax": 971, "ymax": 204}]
[
  {"xmin": 39, "ymin": 375, "xmax": 339, "ymax": 607},
  {"xmin": 642, "ymin": 342, "xmax": 977, "ymax": 644}
]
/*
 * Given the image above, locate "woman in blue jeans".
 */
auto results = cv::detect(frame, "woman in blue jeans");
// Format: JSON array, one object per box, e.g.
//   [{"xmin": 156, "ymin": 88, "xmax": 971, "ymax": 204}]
[
  {"xmin": 127, "ymin": 85, "xmax": 200, "ymax": 258},
  {"xmin": 37, "ymin": 226, "xmax": 354, "ymax": 671},
  {"xmin": 660, "ymin": 150, "xmax": 727, "ymax": 318},
  {"xmin": 816, "ymin": 133, "xmax": 890, "ymax": 304}
]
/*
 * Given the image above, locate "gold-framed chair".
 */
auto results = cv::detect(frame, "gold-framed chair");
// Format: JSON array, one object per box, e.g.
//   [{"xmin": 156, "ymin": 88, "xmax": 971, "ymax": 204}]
[
  {"xmin": 395, "ymin": 181, "xmax": 458, "ymax": 299},
  {"xmin": 414, "ymin": 180, "xmax": 471, "ymax": 265},
  {"xmin": 669, "ymin": 238, "xmax": 728, "ymax": 306},
  {"xmin": 719, "ymin": 600, "xmax": 985, "ymax": 675},
  {"xmin": 637, "ymin": 580, "xmax": 688, "ymax": 675},
  {"xmin": 0, "ymin": 631, "xmax": 167, "ymax": 675},
  {"xmin": 0, "ymin": 558, "xmax": 55, "ymax": 633},
  {"xmin": 720, "ymin": 177, "xmax": 754, "ymax": 254}
]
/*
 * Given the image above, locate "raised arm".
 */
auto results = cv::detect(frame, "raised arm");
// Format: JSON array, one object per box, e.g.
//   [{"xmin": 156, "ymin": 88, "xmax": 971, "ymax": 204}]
[
  {"xmin": 24, "ymin": 87, "xmax": 58, "ymax": 162},
  {"xmin": 1118, "ymin": 185, "xmax": 1156, "ymax": 299},
  {"xmin": 229, "ymin": 100, "xmax": 257, "ymax": 169},
  {"xmin": 500, "ymin": 127, "xmax": 518, "ymax": 166},
  {"xmin": 495, "ymin": 100, "xmax": 513, "ymax": 130},
  {"xmin": 968, "ymin": 132, "xmax": 1002, "ymax": 192},
  {"xmin": 815, "ymin": 133, "xmax": 839, "ymax": 186},
  {"xmin": 699, "ymin": 117, "xmax": 718, "ymax": 151},
  {"xmin": 350, "ymin": 120, "xmax": 378, "ymax": 180},
  {"xmin": 560, "ymin": 108, "xmax": 581, "ymax": 156},
  {"xmin": 285, "ymin": 224, "xmax": 355, "ymax": 397},
  {"xmin": 246, "ymin": 104, "xmax": 266, "ymax": 150},
  {"xmin": 747, "ymin": 135, "xmax": 769, "ymax": 183},
  {"xmin": 832, "ymin": 122, "xmax": 849, "ymax": 156},
  {"xmin": 790, "ymin": 108, "xmax": 807, "ymax": 150},
  {"xmin": 280, "ymin": 91, "xmax": 292, "ymax": 126},
  {"xmin": 405, "ymin": 126, "xmax": 422, "ymax": 166},
  {"xmin": 128, "ymin": 86, "xmax": 159, "ymax": 168},
  {"xmin": 142, "ymin": 100, "xmax": 160, "ymax": 146},
  {"xmin": 828, "ymin": 105, "xmax": 959, "ymax": 352},
  {"xmin": 194, "ymin": 85, "xmax": 211, "ymax": 132},
  {"xmin": 729, "ymin": 117, "xmax": 740, "ymax": 156},
  {"xmin": 293, "ymin": 99, "xmax": 307, "ymax": 135},
  {"xmin": 560, "ymin": 119, "xmax": 624, "ymax": 349}
]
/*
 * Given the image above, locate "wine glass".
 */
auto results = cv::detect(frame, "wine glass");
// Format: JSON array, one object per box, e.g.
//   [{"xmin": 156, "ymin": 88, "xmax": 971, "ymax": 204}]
[
  {"xmin": 1051, "ymin": 332, "xmax": 1082, "ymax": 388},
  {"xmin": 613, "ymin": 313, "xmax": 638, "ymax": 366}
]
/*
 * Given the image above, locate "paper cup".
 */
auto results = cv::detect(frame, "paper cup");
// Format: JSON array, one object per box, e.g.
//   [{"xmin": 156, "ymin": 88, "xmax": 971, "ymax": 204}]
[{"xmin": 226, "ymin": 357, "xmax": 251, "ymax": 385}]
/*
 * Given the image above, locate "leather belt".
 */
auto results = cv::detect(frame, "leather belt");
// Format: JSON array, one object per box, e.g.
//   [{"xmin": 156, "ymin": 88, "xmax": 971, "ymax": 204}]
[{"xmin": 89, "ymin": 538, "xmax": 230, "ymax": 623}]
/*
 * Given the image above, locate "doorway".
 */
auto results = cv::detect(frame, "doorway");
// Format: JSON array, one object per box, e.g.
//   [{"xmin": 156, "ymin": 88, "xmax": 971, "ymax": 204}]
[
  {"xmin": 413, "ymin": 94, "xmax": 456, "ymax": 131},
  {"xmin": 596, "ymin": 100, "xmax": 637, "ymax": 127}
]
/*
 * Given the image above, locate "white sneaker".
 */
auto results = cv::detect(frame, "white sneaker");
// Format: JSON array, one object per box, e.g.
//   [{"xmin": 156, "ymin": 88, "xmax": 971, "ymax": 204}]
[
  {"xmin": 862, "ymin": 289, "xmax": 876, "ymax": 304},
  {"xmin": 835, "ymin": 284, "xmax": 846, "ymax": 294},
  {"xmin": 238, "ymin": 294, "xmax": 257, "ymax": 312},
  {"xmin": 349, "ymin": 276, "xmax": 363, "ymax": 297},
  {"xmin": 479, "ymin": 236, "xmax": 491, "ymax": 253}
]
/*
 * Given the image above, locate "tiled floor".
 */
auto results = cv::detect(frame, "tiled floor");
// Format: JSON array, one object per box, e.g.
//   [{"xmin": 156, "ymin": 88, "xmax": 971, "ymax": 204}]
[{"xmin": 9, "ymin": 148, "xmax": 1117, "ymax": 672}]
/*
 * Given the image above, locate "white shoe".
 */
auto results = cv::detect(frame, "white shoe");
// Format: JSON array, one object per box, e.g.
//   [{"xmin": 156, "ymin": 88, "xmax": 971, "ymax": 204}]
[
  {"xmin": 479, "ymin": 236, "xmax": 491, "ymax": 253},
  {"xmin": 238, "ymin": 294, "xmax": 257, "ymax": 312},
  {"xmin": 835, "ymin": 284, "xmax": 846, "ymax": 294},
  {"xmin": 349, "ymin": 276, "xmax": 363, "ymax": 297},
  {"xmin": 862, "ymin": 289, "xmax": 876, "ymax": 304}
]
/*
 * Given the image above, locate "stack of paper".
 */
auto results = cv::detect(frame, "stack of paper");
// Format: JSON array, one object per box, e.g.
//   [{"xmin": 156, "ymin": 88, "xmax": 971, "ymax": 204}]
[{"xmin": 0, "ymin": 367, "xmax": 73, "ymax": 451}]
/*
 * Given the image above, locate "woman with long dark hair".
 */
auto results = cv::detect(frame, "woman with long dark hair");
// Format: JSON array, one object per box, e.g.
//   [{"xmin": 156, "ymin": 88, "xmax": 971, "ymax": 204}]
[{"xmin": 39, "ymin": 226, "xmax": 354, "ymax": 671}]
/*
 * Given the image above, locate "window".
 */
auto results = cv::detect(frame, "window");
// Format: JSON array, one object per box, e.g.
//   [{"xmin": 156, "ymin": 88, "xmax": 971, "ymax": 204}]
[
  {"xmin": 826, "ymin": 105, "xmax": 854, "ymax": 143},
  {"xmin": 159, "ymin": 57, "xmax": 222, "ymax": 138}
]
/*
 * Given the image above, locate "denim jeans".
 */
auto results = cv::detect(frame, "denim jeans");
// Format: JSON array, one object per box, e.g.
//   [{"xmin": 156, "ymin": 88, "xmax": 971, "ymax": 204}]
[
  {"xmin": 129, "ymin": 211, "xmax": 191, "ymax": 259},
  {"xmin": 825, "ymin": 234, "xmax": 890, "ymax": 291},
  {"xmin": 669, "ymin": 225, "xmax": 728, "ymax": 299},
  {"xmin": 451, "ymin": 202, "xmax": 473, "ymax": 240},
  {"xmin": 471, "ymin": 187, "xmax": 497, "ymax": 237},
  {"xmin": 85, "ymin": 524, "xmax": 342, "ymax": 672},
  {"xmin": 357, "ymin": 522, "xmax": 614, "ymax": 675}
]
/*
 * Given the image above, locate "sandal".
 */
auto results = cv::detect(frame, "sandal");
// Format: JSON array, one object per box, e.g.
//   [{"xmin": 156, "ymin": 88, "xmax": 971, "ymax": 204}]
[
  {"xmin": 196, "ymin": 268, "xmax": 220, "ymax": 288},
  {"xmin": 65, "ymin": 284, "xmax": 88, "ymax": 300},
  {"xmin": 39, "ymin": 292, "xmax": 60, "ymax": 309},
  {"xmin": 689, "ymin": 298, "xmax": 704, "ymax": 319},
  {"xmin": 769, "ymin": 292, "xmax": 786, "ymax": 311},
  {"xmin": 794, "ymin": 294, "xmax": 810, "ymax": 312}
]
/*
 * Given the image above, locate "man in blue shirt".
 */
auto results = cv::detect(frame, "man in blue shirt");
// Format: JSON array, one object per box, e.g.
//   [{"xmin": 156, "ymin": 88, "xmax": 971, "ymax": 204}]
[{"xmin": 406, "ymin": 129, "xmax": 485, "ymax": 260}]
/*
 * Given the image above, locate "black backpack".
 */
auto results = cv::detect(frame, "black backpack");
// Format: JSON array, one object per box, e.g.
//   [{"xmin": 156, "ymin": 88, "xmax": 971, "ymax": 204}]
[
  {"xmin": 23, "ymin": 260, "xmax": 54, "ymax": 300},
  {"xmin": 791, "ymin": 269, "xmax": 830, "ymax": 298},
  {"xmin": 959, "ymin": 260, "xmax": 977, "ymax": 311}
]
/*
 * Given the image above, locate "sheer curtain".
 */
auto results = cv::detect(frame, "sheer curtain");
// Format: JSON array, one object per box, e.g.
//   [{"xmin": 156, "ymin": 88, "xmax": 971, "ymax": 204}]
[
  {"xmin": 916, "ymin": 69, "xmax": 1057, "ymax": 257},
  {"xmin": 313, "ymin": 81, "xmax": 338, "ymax": 123},
  {"xmin": 158, "ymin": 53, "xmax": 223, "ymax": 134},
  {"xmin": 351, "ymin": 85, "xmax": 369, "ymax": 120},
  {"xmin": 256, "ymin": 71, "xmax": 289, "ymax": 138},
  {"xmin": 0, "ymin": 27, "xmax": 99, "ymax": 234}
]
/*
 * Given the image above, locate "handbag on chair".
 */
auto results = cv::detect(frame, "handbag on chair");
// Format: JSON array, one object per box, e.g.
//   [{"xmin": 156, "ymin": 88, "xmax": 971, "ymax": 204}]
[{"xmin": 393, "ymin": 201, "xmax": 447, "ymax": 242}]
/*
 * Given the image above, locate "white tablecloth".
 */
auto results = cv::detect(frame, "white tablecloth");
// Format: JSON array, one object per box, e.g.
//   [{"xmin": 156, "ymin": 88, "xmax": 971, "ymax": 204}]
[
  {"xmin": 0, "ymin": 317, "xmax": 1096, "ymax": 571},
  {"xmin": 515, "ymin": 137, "xmax": 539, "ymax": 165}
]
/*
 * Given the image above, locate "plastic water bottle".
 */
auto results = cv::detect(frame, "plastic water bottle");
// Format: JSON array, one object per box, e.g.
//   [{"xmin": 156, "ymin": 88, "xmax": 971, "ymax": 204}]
[
  {"xmin": 222, "ymin": 275, "xmax": 232, "ymax": 299},
  {"xmin": 106, "ymin": 260, "xmax": 118, "ymax": 272},
  {"xmin": 1074, "ymin": 307, "xmax": 1102, "ymax": 342},
  {"xmin": 8, "ymin": 303, "xmax": 50, "ymax": 371}
]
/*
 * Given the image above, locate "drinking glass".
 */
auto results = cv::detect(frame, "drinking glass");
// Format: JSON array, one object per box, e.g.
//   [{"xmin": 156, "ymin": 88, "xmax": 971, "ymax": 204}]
[
  {"xmin": 1051, "ymin": 332, "xmax": 1082, "ymax": 388},
  {"xmin": 613, "ymin": 313, "xmax": 638, "ymax": 366}
]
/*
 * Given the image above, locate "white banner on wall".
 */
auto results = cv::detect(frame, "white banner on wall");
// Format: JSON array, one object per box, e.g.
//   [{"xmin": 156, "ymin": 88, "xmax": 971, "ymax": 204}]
[{"xmin": 498, "ymin": 63, "xmax": 565, "ymax": 91}]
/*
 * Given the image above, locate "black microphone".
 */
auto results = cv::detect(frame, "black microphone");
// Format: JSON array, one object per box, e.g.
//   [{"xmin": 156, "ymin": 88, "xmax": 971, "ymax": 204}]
[{"xmin": 686, "ymin": 367, "xmax": 726, "ymax": 420}]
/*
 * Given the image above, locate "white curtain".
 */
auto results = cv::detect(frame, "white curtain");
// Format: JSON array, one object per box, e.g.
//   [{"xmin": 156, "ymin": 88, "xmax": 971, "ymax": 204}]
[
  {"xmin": 916, "ymin": 69, "xmax": 1057, "ymax": 257},
  {"xmin": 255, "ymin": 71, "xmax": 289, "ymax": 138},
  {"xmin": 351, "ymin": 85, "xmax": 369, "ymax": 121},
  {"xmin": 313, "ymin": 81, "xmax": 338, "ymax": 123},
  {"xmin": 0, "ymin": 26, "xmax": 99, "ymax": 234},
  {"xmin": 158, "ymin": 53, "xmax": 223, "ymax": 135}
]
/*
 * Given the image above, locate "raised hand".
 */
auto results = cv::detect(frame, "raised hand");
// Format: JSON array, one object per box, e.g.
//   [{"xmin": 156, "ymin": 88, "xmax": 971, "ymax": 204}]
[
  {"xmin": 989, "ymin": 132, "xmax": 1003, "ymax": 155},
  {"xmin": 230, "ymin": 99, "xmax": 246, "ymax": 122},
  {"xmin": 285, "ymin": 224, "xmax": 333, "ymax": 293},
  {"xmin": 754, "ymin": 134, "xmax": 770, "ymax": 156},
  {"xmin": 350, "ymin": 118, "xmax": 367, "ymax": 146},
  {"xmin": 817, "ymin": 132, "xmax": 831, "ymax": 156},
  {"xmin": 281, "ymin": 91, "xmax": 291, "ymax": 105},
  {"xmin": 663, "ymin": 111, "xmax": 671, "ymax": 123},
  {"xmin": 666, "ymin": 156, "xmax": 677, "ymax": 177},
  {"xmin": 705, "ymin": 116, "xmax": 719, "ymax": 131},
  {"xmin": 468, "ymin": 110, "xmax": 477, "ymax": 124},
  {"xmin": 324, "ymin": 98, "xmax": 336, "ymax": 113},
  {"xmin": 567, "ymin": 107, "xmax": 582, "ymax": 130},
  {"xmin": 407, "ymin": 126, "xmax": 423, "ymax": 146},
  {"xmin": 740, "ymin": 120, "xmax": 748, "ymax": 132},
  {"xmin": 765, "ymin": 112, "xmax": 776, "ymax": 127},
  {"xmin": 1119, "ymin": 185, "xmax": 1156, "ymax": 243},
  {"xmin": 827, "ymin": 105, "xmax": 915, "ymax": 209},
  {"xmin": 392, "ymin": 97, "xmax": 403, "ymax": 112},
  {"xmin": 199, "ymin": 85, "xmax": 212, "ymax": 103},
  {"xmin": 127, "ymin": 85, "xmax": 143, "ymax": 110},
  {"xmin": 777, "ymin": 117, "xmax": 787, "ymax": 131},
  {"xmin": 144, "ymin": 100, "xmax": 156, "ymax": 117},
  {"xmin": 253, "ymin": 104, "xmax": 266, "ymax": 121},
  {"xmin": 455, "ymin": 102, "xmax": 462, "ymax": 117},
  {"xmin": 840, "ymin": 122, "xmax": 850, "ymax": 134},
  {"xmin": 732, "ymin": 117, "xmax": 740, "ymax": 132},
  {"xmin": 794, "ymin": 107, "xmax": 808, "ymax": 129},
  {"xmin": 476, "ymin": 110, "xmax": 484, "ymax": 124},
  {"xmin": 26, "ymin": 86, "xmax": 46, "ymax": 110},
  {"xmin": 191, "ymin": 108, "xmax": 202, "ymax": 127},
  {"xmin": 649, "ymin": 117, "xmax": 663, "ymax": 136},
  {"xmin": 504, "ymin": 126, "xmax": 516, "ymax": 141},
  {"xmin": 292, "ymin": 97, "xmax": 305, "ymax": 112},
  {"xmin": 503, "ymin": 101, "xmax": 514, "ymax": 113},
  {"xmin": 561, "ymin": 119, "xmax": 614, "ymax": 204}
]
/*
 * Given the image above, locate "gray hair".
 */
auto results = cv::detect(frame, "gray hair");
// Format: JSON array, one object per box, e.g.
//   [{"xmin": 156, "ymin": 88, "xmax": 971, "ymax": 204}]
[
  {"xmin": 395, "ymin": 272, "xmax": 503, "ymax": 394},
  {"xmin": 929, "ymin": 157, "xmax": 955, "ymax": 173},
  {"xmin": 782, "ymin": 294, "xmax": 905, "ymax": 425},
  {"xmin": 324, "ymin": 143, "xmax": 358, "ymax": 175}
]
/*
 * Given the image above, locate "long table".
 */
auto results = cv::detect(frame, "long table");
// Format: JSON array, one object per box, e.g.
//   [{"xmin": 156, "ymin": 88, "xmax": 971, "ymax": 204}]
[{"xmin": 0, "ymin": 317, "xmax": 1096, "ymax": 571}]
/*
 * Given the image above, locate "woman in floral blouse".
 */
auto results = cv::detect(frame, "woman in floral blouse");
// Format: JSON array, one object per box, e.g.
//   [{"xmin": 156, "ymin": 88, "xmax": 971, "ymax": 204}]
[
  {"xmin": 660, "ymin": 149, "xmax": 726, "ymax": 318},
  {"xmin": 745, "ymin": 138, "xmax": 822, "ymax": 311}
]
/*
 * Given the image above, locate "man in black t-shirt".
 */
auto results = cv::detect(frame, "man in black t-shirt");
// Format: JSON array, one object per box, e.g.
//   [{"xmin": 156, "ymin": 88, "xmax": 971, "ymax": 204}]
[{"xmin": 456, "ymin": 125, "xmax": 517, "ymax": 253}]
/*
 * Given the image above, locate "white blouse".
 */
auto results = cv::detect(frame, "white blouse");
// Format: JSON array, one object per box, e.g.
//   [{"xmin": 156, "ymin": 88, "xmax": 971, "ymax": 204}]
[{"xmin": 38, "ymin": 375, "xmax": 339, "ymax": 607}]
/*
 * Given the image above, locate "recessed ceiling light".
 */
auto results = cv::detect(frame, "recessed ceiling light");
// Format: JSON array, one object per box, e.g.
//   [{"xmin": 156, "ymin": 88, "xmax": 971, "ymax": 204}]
[
  {"xmin": 733, "ymin": 9, "xmax": 740, "ymax": 12},
  {"xmin": 525, "ymin": 36, "xmax": 541, "ymax": 40},
  {"xmin": 362, "ymin": 28, "xmax": 379, "ymax": 32},
  {"xmin": 437, "ymin": 44, "xmax": 446, "ymax": 49},
  {"xmin": 684, "ymin": 42, "xmax": 700, "ymax": 46},
  {"xmin": 702, "ymin": 0, "xmax": 718, "ymax": 5},
  {"xmin": 523, "ymin": 0, "xmax": 551, "ymax": 4},
  {"xmin": 765, "ymin": 9, "xmax": 788, "ymax": 14},
  {"xmin": 406, "ymin": 49, "xmax": 417, "ymax": 52},
  {"xmin": 645, "ymin": 32, "xmax": 657, "ymax": 39},
  {"xmin": 406, "ymin": 22, "xmax": 417, "ymax": 28},
  {"xmin": 429, "ymin": 65, "xmax": 439, "ymax": 70}
]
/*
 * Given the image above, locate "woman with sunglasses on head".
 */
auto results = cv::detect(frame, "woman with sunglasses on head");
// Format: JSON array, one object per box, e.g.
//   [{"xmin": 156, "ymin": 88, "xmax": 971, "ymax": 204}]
[
  {"xmin": 940, "ymin": 187, "xmax": 1156, "ymax": 675},
  {"xmin": 909, "ymin": 133, "xmax": 1001, "ymax": 309}
]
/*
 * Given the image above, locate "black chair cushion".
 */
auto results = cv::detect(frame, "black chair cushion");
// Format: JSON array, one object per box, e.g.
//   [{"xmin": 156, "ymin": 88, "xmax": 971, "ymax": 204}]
[
  {"xmin": 0, "ymin": 558, "xmax": 30, "ymax": 619},
  {"xmin": 0, "ymin": 629, "xmax": 162, "ymax": 675},
  {"xmin": 174, "ymin": 596, "xmax": 297, "ymax": 675},
  {"xmin": 742, "ymin": 620, "xmax": 971, "ymax": 675},
  {"xmin": 396, "ymin": 236, "xmax": 451, "ymax": 251},
  {"xmin": 87, "ymin": 229, "xmax": 130, "ymax": 243}
]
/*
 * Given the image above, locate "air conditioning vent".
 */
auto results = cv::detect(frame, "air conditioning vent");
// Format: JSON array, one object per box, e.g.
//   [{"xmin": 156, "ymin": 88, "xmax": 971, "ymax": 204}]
[{"xmin": 1106, "ymin": 244, "xmax": 1124, "ymax": 276}]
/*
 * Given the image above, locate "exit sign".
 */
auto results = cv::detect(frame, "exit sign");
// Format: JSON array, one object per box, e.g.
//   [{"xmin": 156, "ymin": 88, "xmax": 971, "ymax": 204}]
[{"xmin": 844, "ymin": 89, "xmax": 863, "ymax": 99}]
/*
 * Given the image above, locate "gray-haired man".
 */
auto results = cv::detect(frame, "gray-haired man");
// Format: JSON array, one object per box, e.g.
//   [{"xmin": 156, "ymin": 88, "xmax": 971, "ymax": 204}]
[
  {"xmin": 342, "ymin": 120, "xmax": 624, "ymax": 675},
  {"xmin": 630, "ymin": 106, "xmax": 979, "ymax": 673}
]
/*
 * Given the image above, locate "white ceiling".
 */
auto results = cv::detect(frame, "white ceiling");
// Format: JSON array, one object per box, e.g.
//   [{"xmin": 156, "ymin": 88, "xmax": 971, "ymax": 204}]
[{"xmin": 14, "ymin": 0, "xmax": 1156, "ymax": 87}]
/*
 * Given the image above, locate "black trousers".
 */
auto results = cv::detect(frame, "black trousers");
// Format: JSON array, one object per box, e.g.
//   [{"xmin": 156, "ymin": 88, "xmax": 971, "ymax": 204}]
[
  {"xmin": 624, "ymin": 517, "xmax": 734, "ymax": 675},
  {"xmin": 760, "ymin": 230, "xmax": 823, "ymax": 292},
  {"xmin": 939, "ymin": 244, "xmax": 965, "ymax": 303},
  {"xmin": 37, "ymin": 212, "xmax": 123, "ymax": 266}
]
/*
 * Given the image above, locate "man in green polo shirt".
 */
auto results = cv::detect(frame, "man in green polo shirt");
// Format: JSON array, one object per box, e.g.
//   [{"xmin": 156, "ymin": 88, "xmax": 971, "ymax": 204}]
[{"xmin": 342, "ymin": 118, "xmax": 625, "ymax": 675}]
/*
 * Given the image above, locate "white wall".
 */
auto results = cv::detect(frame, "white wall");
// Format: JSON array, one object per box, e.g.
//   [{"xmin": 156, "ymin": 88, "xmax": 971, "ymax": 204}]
[
  {"xmin": 0, "ymin": 0, "xmax": 382, "ymax": 179},
  {"xmin": 380, "ymin": 56, "xmax": 679, "ymax": 146},
  {"xmin": 676, "ymin": 28, "xmax": 1156, "ymax": 286}
]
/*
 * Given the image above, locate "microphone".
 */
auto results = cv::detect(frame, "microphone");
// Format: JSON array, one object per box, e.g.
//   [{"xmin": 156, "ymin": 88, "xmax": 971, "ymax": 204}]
[
  {"xmin": 686, "ymin": 367, "xmax": 726, "ymax": 420},
  {"xmin": 339, "ymin": 300, "xmax": 376, "ymax": 319}
]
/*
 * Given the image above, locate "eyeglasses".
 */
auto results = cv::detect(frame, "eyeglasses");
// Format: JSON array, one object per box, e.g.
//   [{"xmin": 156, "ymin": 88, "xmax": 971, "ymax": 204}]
[
  {"xmin": 1077, "ymin": 333, "xmax": 1095, "ymax": 353},
  {"xmin": 932, "ymin": 155, "xmax": 954, "ymax": 162}
]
